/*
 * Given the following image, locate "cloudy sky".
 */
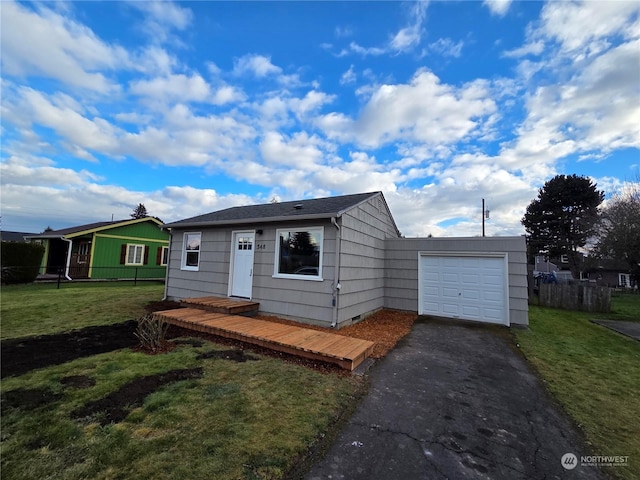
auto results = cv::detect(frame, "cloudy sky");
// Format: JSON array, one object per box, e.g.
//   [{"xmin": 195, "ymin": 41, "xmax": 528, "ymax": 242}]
[{"xmin": 1, "ymin": 0, "xmax": 638, "ymax": 237}]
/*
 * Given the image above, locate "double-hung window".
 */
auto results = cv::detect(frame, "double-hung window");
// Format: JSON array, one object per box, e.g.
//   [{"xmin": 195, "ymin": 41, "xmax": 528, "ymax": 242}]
[
  {"xmin": 160, "ymin": 246, "xmax": 169, "ymax": 266},
  {"xmin": 126, "ymin": 244, "xmax": 145, "ymax": 266},
  {"xmin": 274, "ymin": 227, "xmax": 323, "ymax": 280},
  {"xmin": 182, "ymin": 233, "xmax": 201, "ymax": 271}
]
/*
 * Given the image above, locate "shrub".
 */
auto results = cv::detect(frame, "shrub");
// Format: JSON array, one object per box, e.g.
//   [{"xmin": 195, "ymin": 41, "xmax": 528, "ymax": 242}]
[
  {"xmin": 1, "ymin": 242, "xmax": 45, "ymax": 284},
  {"xmin": 135, "ymin": 313, "xmax": 169, "ymax": 353}
]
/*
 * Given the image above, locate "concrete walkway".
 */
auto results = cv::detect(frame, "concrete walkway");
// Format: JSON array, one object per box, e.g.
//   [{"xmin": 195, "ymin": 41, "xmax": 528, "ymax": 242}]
[
  {"xmin": 306, "ymin": 319, "xmax": 604, "ymax": 480},
  {"xmin": 591, "ymin": 319, "xmax": 640, "ymax": 341}
]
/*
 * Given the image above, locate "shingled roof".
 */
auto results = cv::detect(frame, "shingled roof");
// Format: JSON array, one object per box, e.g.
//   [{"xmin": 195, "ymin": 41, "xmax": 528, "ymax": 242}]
[
  {"xmin": 26, "ymin": 217, "xmax": 163, "ymax": 239},
  {"xmin": 164, "ymin": 192, "xmax": 384, "ymax": 228}
]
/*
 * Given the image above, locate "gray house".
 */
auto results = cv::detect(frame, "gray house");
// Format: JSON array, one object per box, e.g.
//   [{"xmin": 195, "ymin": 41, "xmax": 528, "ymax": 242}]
[{"xmin": 163, "ymin": 192, "xmax": 528, "ymax": 328}]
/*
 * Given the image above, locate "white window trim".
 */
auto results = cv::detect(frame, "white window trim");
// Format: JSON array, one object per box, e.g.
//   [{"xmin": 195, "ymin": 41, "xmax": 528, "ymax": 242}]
[
  {"xmin": 273, "ymin": 226, "xmax": 324, "ymax": 281},
  {"xmin": 619, "ymin": 273, "xmax": 630, "ymax": 288},
  {"xmin": 160, "ymin": 246, "xmax": 169, "ymax": 266},
  {"xmin": 560, "ymin": 254, "xmax": 569, "ymax": 264},
  {"xmin": 181, "ymin": 232, "xmax": 201, "ymax": 271},
  {"xmin": 125, "ymin": 244, "xmax": 145, "ymax": 266}
]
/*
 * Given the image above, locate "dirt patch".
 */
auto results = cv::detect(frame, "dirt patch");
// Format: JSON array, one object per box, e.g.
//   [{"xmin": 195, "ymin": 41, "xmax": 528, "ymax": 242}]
[
  {"xmin": 144, "ymin": 300, "xmax": 182, "ymax": 312},
  {"xmin": 1, "ymin": 321, "xmax": 138, "ymax": 379},
  {"xmin": 256, "ymin": 309, "xmax": 418, "ymax": 358},
  {"xmin": 71, "ymin": 368, "xmax": 203, "ymax": 426},
  {"xmin": 1, "ymin": 387, "xmax": 62, "ymax": 413},
  {"xmin": 196, "ymin": 349, "xmax": 259, "ymax": 362},
  {"xmin": 60, "ymin": 375, "xmax": 96, "ymax": 389}
]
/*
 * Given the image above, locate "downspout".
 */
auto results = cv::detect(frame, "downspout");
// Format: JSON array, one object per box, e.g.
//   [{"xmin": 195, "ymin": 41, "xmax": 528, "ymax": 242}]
[
  {"xmin": 331, "ymin": 217, "xmax": 342, "ymax": 328},
  {"xmin": 62, "ymin": 237, "xmax": 73, "ymax": 280},
  {"xmin": 162, "ymin": 229, "xmax": 172, "ymax": 301}
]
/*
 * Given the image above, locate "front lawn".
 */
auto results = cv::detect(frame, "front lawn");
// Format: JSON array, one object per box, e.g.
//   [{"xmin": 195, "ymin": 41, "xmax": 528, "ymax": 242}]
[
  {"xmin": 514, "ymin": 294, "xmax": 640, "ymax": 480},
  {"xmin": 1, "ymin": 282, "xmax": 165, "ymax": 339},
  {"xmin": 1, "ymin": 282, "xmax": 362, "ymax": 479},
  {"xmin": 1, "ymin": 341, "xmax": 360, "ymax": 480}
]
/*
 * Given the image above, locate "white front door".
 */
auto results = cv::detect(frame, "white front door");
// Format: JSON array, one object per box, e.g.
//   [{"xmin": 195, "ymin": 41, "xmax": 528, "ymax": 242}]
[{"xmin": 230, "ymin": 232, "xmax": 255, "ymax": 298}]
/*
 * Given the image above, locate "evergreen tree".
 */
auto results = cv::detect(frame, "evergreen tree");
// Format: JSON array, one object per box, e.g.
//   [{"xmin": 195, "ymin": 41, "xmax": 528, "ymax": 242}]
[
  {"xmin": 130, "ymin": 203, "xmax": 148, "ymax": 219},
  {"xmin": 522, "ymin": 174, "xmax": 604, "ymax": 279}
]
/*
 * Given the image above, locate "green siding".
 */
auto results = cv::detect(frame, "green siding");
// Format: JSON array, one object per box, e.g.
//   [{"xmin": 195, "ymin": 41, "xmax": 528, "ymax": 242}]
[{"xmin": 88, "ymin": 221, "xmax": 169, "ymax": 279}]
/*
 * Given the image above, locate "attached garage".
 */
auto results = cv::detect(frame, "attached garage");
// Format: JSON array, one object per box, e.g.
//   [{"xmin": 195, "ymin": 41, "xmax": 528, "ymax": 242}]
[
  {"xmin": 385, "ymin": 236, "xmax": 528, "ymax": 327},
  {"xmin": 418, "ymin": 253, "xmax": 508, "ymax": 325}
]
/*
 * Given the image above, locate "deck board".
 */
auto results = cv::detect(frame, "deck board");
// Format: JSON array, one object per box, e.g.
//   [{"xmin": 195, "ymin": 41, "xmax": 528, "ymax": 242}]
[{"xmin": 154, "ymin": 307, "xmax": 375, "ymax": 371}]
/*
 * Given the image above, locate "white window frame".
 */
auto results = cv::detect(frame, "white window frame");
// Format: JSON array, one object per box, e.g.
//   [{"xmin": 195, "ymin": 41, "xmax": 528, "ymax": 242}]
[
  {"xmin": 560, "ymin": 254, "xmax": 569, "ymax": 264},
  {"xmin": 181, "ymin": 232, "xmax": 201, "ymax": 271},
  {"xmin": 619, "ymin": 273, "xmax": 630, "ymax": 288},
  {"xmin": 273, "ymin": 227, "xmax": 323, "ymax": 281},
  {"xmin": 160, "ymin": 246, "xmax": 169, "ymax": 266},
  {"xmin": 126, "ymin": 244, "xmax": 145, "ymax": 266}
]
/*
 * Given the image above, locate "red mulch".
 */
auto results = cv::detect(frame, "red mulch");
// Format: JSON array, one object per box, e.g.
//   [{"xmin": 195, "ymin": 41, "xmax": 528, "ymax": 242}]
[{"xmin": 256, "ymin": 309, "xmax": 417, "ymax": 358}]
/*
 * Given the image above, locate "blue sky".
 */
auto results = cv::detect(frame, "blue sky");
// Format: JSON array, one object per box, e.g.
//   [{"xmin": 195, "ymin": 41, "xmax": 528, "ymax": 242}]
[{"xmin": 1, "ymin": 0, "xmax": 638, "ymax": 237}]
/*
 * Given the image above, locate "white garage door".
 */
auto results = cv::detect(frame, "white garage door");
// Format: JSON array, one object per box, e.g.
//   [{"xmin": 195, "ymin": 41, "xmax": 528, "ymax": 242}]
[{"xmin": 419, "ymin": 254, "xmax": 508, "ymax": 325}]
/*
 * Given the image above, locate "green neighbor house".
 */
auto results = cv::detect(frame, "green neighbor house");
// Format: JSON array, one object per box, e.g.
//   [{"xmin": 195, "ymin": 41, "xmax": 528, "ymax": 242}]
[{"xmin": 27, "ymin": 218, "xmax": 169, "ymax": 280}]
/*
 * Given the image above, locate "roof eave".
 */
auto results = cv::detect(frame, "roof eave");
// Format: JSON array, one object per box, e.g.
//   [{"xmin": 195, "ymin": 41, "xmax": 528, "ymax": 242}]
[{"xmin": 163, "ymin": 212, "xmax": 338, "ymax": 229}]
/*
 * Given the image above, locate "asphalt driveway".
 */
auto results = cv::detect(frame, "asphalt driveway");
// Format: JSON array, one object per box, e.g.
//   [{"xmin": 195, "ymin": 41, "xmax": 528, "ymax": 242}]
[{"xmin": 306, "ymin": 318, "xmax": 604, "ymax": 480}]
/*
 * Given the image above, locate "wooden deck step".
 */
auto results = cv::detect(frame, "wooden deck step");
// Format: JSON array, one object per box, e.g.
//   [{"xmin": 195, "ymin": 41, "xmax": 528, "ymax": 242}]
[
  {"xmin": 180, "ymin": 296, "xmax": 259, "ymax": 316},
  {"xmin": 154, "ymin": 308, "xmax": 375, "ymax": 371}
]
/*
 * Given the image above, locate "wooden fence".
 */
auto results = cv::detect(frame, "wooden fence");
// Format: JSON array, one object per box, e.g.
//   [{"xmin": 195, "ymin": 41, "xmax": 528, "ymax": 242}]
[{"xmin": 538, "ymin": 284, "xmax": 611, "ymax": 313}]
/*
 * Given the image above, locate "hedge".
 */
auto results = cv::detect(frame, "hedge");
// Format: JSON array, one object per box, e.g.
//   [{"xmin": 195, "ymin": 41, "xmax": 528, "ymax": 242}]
[{"xmin": 1, "ymin": 242, "xmax": 45, "ymax": 284}]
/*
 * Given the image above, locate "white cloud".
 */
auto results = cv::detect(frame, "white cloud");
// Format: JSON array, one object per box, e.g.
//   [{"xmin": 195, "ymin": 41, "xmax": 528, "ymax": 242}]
[
  {"xmin": 483, "ymin": 0, "xmax": 513, "ymax": 17},
  {"xmin": 16, "ymin": 87, "xmax": 120, "ymax": 152},
  {"xmin": 428, "ymin": 38, "xmax": 464, "ymax": 58},
  {"xmin": 0, "ymin": 2, "xmax": 127, "ymax": 93},
  {"xmin": 259, "ymin": 131, "xmax": 325, "ymax": 169},
  {"xmin": 318, "ymin": 69, "xmax": 497, "ymax": 149},
  {"xmin": 233, "ymin": 54, "xmax": 282, "ymax": 77},
  {"xmin": 540, "ymin": 1, "xmax": 639, "ymax": 54},
  {"xmin": 502, "ymin": 40, "xmax": 545, "ymax": 58},
  {"xmin": 128, "ymin": 1, "xmax": 193, "ymax": 44},
  {"xmin": 340, "ymin": 65, "xmax": 357, "ymax": 85},
  {"xmin": 129, "ymin": 73, "xmax": 212, "ymax": 102}
]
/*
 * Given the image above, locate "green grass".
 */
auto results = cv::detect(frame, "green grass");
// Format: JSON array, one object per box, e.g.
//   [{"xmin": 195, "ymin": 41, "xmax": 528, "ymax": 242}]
[
  {"xmin": 1, "ymin": 282, "xmax": 361, "ymax": 479},
  {"xmin": 1, "ymin": 282, "xmax": 165, "ymax": 339},
  {"xmin": 514, "ymin": 294, "xmax": 640, "ymax": 480},
  {"xmin": 1, "ymin": 342, "xmax": 360, "ymax": 480},
  {"xmin": 609, "ymin": 291, "xmax": 640, "ymax": 322}
]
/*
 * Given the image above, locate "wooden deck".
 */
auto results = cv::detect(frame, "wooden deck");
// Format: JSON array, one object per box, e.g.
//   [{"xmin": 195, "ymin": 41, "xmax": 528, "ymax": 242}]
[
  {"xmin": 154, "ymin": 307, "xmax": 375, "ymax": 371},
  {"xmin": 181, "ymin": 296, "xmax": 259, "ymax": 315}
]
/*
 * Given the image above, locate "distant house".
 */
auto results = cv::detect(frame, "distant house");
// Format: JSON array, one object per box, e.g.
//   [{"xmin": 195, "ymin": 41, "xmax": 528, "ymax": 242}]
[
  {"xmin": 26, "ymin": 218, "xmax": 169, "ymax": 280},
  {"xmin": 582, "ymin": 258, "xmax": 634, "ymax": 289},
  {"xmin": 0, "ymin": 231, "xmax": 35, "ymax": 243},
  {"xmin": 163, "ymin": 192, "xmax": 529, "ymax": 328}
]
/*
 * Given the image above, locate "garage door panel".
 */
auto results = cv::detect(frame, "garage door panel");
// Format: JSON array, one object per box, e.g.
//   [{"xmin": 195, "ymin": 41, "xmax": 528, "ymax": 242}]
[
  {"xmin": 419, "ymin": 254, "xmax": 508, "ymax": 325},
  {"xmin": 461, "ymin": 289, "xmax": 480, "ymax": 300},
  {"xmin": 442, "ymin": 288, "xmax": 459, "ymax": 298},
  {"xmin": 483, "ymin": 291, "xmax": 503, "ymax": 303},
  {"xmin": 461, "ymin": 273, "xmax": 480, "ymax": 284}
]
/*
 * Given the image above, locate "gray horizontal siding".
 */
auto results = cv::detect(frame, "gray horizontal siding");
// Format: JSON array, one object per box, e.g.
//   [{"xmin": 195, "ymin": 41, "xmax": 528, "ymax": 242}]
[
  {"xmin": 337, "ymin": 195, "xmax": 400, "ymax": 324},
  {"xmin": 166, "ymin": 220, "xmax": 337, "ymax": 325},
  {"xmin": 384, "ymin": 236, "xmax": 529, "ymax": 326}
]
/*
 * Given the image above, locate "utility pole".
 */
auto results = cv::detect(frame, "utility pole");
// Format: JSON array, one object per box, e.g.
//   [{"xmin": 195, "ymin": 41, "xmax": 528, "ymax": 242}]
[{"xmin": 482, "ymin": 199, "xmax": 490, "ymax": 237}]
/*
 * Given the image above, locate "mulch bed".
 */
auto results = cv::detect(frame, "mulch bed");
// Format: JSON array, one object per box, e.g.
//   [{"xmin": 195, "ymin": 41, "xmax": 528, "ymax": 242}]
[
  {"xmin": 0, "ymin": 321, "xmax": 139, "ymax": 379},
  {"xmin": 257, "ymin": 309, "xmax": 418, "ymax": 358}
]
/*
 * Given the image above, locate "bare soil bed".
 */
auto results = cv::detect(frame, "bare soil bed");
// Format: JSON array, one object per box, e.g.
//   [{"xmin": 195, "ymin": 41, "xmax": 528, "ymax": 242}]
[
  {"xmin": 1, "ymin": 305, "xmax": 416, "ymax": 379},
  {"xmin": 1, "ymin": 305, "xmax": 417, "ymax": 429}
]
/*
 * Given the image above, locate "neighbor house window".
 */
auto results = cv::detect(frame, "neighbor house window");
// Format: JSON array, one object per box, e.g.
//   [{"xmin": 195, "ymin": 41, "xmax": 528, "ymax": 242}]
[
  {"xmin": 274, "ymin": 227, "xmax": 323, "ymax": 280},
  {"xmin": 560, "ymin": 254, "xmax": 569, "ymax": 263},
  {"xmin": 619, "ymin": 273, "xmax": 630, "ymax": 288},
  {"xmin": 182, "ymin": 233, "xmax": 201, "ymax": 271},
  {"xmin": 157, "ymin": 246, "xmax": 169, "ymax": 266},
  {"xmin": 126, "ymin": 244, "xmax": 145, "ymax": 266}
]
